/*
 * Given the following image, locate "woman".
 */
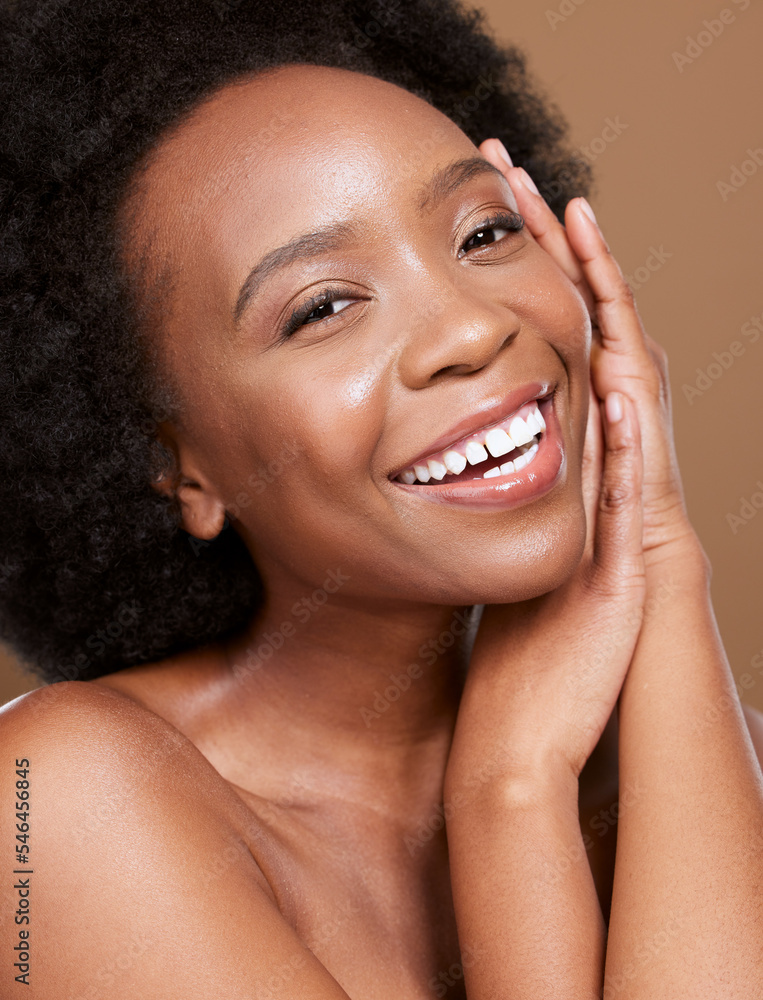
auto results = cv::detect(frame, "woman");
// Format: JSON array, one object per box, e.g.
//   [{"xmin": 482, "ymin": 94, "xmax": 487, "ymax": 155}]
[{"xmin": 1, "ymin": 1, "xmax": 762, "ymax": 996}]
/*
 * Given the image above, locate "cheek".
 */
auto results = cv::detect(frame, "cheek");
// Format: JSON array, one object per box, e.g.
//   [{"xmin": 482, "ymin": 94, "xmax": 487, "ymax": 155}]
[
  {"xmin": 517, "ymin": 254, "xmax": 591, "ymax": 365},
  {"xmin": 263, "ymin": 356, "xmax": 387, "ymax": 480},
  {"xmin": 517, "ymin": 258, "xmax": 592, "ymax": 453},
  {"xmin": 166, "ymin": 250, "xmax": 592, "ymax": 600},
  {"xmin": 206, "ymin": 356, "xmax": 389, "ymax": 545}
]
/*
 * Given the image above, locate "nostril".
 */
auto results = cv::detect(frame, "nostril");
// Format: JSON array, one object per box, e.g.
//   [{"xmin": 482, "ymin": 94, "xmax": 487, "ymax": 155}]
[
  {"xmin": 429, "ymin": 362, "xmax": 485, "ymax": 381},
  {"xmin": 428, "ymin": 328, "xmax": 519, "ymax": 383}
]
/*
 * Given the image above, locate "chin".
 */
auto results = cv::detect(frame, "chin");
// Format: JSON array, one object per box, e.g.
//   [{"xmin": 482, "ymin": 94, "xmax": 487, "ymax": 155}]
[{"xmin": 440, "ymin": 502, "xmax": 589, "ymax": 607}]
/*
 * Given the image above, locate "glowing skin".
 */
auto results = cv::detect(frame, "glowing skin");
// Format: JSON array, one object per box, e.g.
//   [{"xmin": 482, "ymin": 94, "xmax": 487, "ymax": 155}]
[
  {"xmin": 124, "ymin": 65, "xmax": 592, "ymax": 611},
  {"xmin": 110, "ymin": 67, "xmax": 596, "ymax": 856},
  {"xmin": 104, "ymin": 64, "xmax": 595, "ymax": 989},
  {"xmin": 4, "ymin": 63, "xmax": 762, "ymax": 1000}
]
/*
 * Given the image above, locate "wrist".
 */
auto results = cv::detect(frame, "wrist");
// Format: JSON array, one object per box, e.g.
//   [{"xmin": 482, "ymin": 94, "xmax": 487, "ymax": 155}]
[
  {"xmin": 643, "ymin": 524, "xmax": 711, "ymax": 583},
  {"xmin": 444, "ymin": 743, "xmax": 579, "ymax": 816}
]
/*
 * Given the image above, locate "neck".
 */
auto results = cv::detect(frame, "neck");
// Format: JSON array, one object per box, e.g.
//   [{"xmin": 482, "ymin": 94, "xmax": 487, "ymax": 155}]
[{"xmin": 219, "ymin": 588, "xmax": 481, "ymax": 821}]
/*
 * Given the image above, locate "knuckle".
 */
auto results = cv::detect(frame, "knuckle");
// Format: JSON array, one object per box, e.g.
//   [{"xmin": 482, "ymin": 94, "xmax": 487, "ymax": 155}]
[
  {"xmin": 598, "ymin": 481, "xmax": 634, "ymax": 514},
  {"xmin": 629, "ymin": 364, "xmax": 664, "ymax": 402},
  {"xmin": 621, "ymin": 285, "xmax": 637, "ymax": 309},
  {"xmin": 613, "ymin": 273, "xmax": 636, "ymax": 307},
  {"xmin": 583, "ymin": 561, "xmax": 646, "ymax": 605}
]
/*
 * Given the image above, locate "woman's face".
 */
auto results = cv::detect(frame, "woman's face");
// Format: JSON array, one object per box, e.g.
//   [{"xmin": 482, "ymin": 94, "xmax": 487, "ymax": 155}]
[{"xmin": 127, "ymin": 64, "xmax": 592, "ymax": 606}]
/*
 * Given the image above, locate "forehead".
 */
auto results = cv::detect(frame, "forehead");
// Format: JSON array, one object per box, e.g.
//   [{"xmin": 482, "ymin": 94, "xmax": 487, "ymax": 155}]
[{"xmin": 128, "ymin": 65, "xmax": 480, "ymax": 255}]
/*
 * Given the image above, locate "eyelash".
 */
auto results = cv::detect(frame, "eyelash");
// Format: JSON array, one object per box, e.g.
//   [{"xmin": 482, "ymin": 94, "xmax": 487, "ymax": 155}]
[
  {"xmin": 279, "ymin": 210, "xmax": 525, "ymax": 339},
  {"xmin": 457, "ymin": 210, "xmax": 525, "ymax": 257}
]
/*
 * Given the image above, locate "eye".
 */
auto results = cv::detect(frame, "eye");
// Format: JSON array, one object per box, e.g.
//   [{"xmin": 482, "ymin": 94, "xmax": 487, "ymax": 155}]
[
  {"xmin": 302, "ymin": 297, "xmax": 354, "ymax": 325},
  {"xmin": 281, "ymin": 288, "xmax": 357, "ymax": 338},
  {"xmin": 462, "ymin": 225, "xmax": 509, "ymax": 251},
  {"xmin": 458, "ymin": 210, "xmax": 524, "ymax": 259}
]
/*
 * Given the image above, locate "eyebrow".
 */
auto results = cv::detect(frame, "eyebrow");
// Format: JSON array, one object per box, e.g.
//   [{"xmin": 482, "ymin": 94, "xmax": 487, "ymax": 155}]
[
  {"xmin": 416, "ymin": 156, "xmax": 508, "ymax": 212},
  {"xmin": 234, "ymin": 221, "xmax": 359, "ymax": 324},
  {"xmin": 234, "ymin": 156, "xmax": 508, "ymax": 324}
]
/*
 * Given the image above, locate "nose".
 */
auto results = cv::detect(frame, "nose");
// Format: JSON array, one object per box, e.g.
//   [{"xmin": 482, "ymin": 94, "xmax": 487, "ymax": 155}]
[{"xmin": 395, "ymin": 278, "xmax": 520, "ymax": 390}]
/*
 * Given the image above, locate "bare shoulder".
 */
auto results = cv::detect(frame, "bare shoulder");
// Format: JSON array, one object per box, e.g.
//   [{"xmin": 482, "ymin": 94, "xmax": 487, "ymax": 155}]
[
  {"xmin": 0, "ymin": 680, "xmax": 229, "ymax": 811},
  {"xmin": 2, "ymin": 676, "xmax": 192, "ymax": 751},
  {"xmin": 0, "ymin": 682, "xmax": 350, "ymax": 998}
]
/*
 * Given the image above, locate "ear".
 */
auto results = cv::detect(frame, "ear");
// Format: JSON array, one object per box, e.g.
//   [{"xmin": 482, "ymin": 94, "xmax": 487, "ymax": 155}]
[{"xmin": 151, "ymin": 423, "xmax": 227, "ymax": 541}]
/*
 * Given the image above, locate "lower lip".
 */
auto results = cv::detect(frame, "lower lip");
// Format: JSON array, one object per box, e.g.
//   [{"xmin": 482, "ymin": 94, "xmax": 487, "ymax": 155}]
[{"xmin": 390, "ymin": 395, "xmax": 565, "ymax": 510}]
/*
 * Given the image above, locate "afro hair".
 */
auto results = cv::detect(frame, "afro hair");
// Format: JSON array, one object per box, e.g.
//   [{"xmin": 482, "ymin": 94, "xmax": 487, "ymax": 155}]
[{"xmin": 0, "ymin": 0, "xmax": 592, "ymax": 683}]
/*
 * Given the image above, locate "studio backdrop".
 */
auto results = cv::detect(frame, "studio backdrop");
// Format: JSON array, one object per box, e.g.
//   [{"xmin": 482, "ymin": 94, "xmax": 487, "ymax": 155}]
[{"xmin": 2, "ymin": 0, "xmax": 761, "ymax": 708}]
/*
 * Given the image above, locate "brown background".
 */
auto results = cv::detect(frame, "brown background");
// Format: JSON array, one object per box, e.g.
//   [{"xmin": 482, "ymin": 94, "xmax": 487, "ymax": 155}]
[{"xmin": 2, "ymin": 0, "xmax": 762, "ymax": 708}]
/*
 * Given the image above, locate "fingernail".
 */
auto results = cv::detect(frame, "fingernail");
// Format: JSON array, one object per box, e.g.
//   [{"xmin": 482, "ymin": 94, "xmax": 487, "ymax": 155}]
[
  {"xmin": 492, "ymin": 140, "xmax": 513, "ymax": 168},
  {"xmin": 518, "ymin": 168, "xmax": 539, "ymax": 195},
  {"xmin": 605, "ymin": 391, "xmax": 623, "ymax": 423},
  {"xmin": 579, "ymin": 198, "xmax": 597, "ymax": 224}
]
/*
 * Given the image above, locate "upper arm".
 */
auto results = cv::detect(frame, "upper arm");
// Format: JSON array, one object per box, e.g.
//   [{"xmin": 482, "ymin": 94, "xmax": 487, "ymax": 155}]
[{"xmin": 0, "ymin": 682, "xmax": 351, "ymax": 999}]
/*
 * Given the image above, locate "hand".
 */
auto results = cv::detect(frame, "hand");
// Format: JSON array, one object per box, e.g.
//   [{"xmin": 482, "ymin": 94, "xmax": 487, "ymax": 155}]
[
  {"xmin": 445, "ymin": 384, "xmax": 646, "ymax": 788},
  {"xmin": 478, "ymin": 139, "xmax": 703, "ymax": 566}
]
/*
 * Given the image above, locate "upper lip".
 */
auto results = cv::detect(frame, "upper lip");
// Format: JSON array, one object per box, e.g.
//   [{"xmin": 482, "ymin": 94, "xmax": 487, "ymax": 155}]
[{"xmin": 389, "ymin": 379, "xmax": 554, "ymax": 478}]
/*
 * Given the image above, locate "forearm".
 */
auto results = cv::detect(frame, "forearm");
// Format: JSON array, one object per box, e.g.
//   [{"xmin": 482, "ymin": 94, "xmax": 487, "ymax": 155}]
[
  {"xmin": 446, "ymin": 769, "xmax": 605, "ymax": 1000},
  {"xmin": 606, "ymin": 539, "xmax": 763, "ymax": 997}
]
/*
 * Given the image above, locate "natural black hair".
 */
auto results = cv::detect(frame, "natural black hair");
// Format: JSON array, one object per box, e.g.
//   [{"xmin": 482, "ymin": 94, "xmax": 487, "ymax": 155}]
[{"xmin": 0, "ymin": 0, "xmax": 591, "ymax": 683}]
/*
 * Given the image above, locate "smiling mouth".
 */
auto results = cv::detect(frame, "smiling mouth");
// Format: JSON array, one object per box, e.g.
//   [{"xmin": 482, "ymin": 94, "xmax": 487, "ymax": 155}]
[{"xmin": 392, "ymin": 396, "xmax": 549, "ymax": 486}]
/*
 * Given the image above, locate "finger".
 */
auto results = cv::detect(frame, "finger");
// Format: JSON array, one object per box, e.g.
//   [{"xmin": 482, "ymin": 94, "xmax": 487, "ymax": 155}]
[
  {"xmin": 479, "ymin": 139, "xmax": 595, "ymax": 316},
  {"xmin": 580, "ymin": 378, "xmax": 604, "ymax": 563},
  {"xmin": 565, "ymin": 198, "xmax": 655, "ymax": 371},
  {"xmin": 576, "ymin": 207, "xmax": 684, "ymax": 528},
  {"xmin": 589, "ymin": 392, "xmax": 644, "ymax": 597}
]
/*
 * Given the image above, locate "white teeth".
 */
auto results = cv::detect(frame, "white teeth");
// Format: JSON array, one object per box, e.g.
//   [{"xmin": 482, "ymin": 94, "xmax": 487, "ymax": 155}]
[
  {"xmin": 487, "ymin": 439, "xmax": 540, "ymax": 479},
  {"xmin": 525, "ymin": 408, "xmax": 542, "ymax": 436},
  {"xmin": 427, "ymin": 458, "xmax": 447, "ymax": 481},
  {"xmin": 508, "ymin": 415, "xmax": 533, "ymax": 447},
  {"xmin": 465, "ymin": 441, "xmax": 488, "ymax": 466},
  {"xmin": 485, "ymin": 428, "xmax": 515, "ymax": 458},
  {"xmin": 443, "ymin": 450, "xmax": 467, "ymax": 475},
  {"xmin": 514, "ymin": 441, "xmax": 539, "ymax": 470},
  {"xmin": 397, "ymin": 399, "xmax": 548, "ymax": 486}
]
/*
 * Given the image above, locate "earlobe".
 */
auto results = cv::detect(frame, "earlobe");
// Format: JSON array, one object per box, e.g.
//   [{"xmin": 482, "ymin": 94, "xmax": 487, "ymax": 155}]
[
  {"xmin": 150, "ymin": 427, "xmax": 227, "ymax": 541},
  {"xmin": 173, "ymin": 477, "xmax": 228, "ymax": 540}
]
